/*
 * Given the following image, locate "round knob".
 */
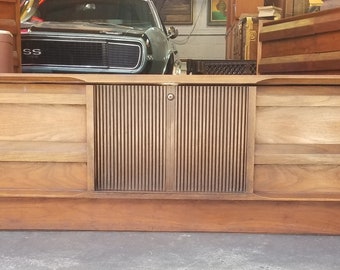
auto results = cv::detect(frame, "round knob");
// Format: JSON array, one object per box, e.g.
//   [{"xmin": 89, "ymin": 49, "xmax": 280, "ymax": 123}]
[{"xmin": 167, "ymin": 93, "xmax": 175, "ymax": 101}]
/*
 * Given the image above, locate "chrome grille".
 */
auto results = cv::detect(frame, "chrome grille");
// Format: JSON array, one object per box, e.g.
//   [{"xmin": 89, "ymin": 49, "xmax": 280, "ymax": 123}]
[
  {"xmin": 108, "ymin": 43, "xmax": 141, "ymax": 68},
  {"xmin": 22, "ymin": 38, "xmax": 143, "ymax": 70}
]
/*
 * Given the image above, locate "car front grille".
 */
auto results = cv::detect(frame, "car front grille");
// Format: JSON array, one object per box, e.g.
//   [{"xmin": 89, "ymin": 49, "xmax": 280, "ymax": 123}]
[{"xmin": 22, "ymin": 38, "xmax": 143, "ymax": 70}]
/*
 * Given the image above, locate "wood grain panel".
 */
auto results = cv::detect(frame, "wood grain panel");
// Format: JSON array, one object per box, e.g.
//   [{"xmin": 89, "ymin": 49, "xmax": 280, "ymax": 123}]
[
  {"xmin": 0, "ymin": 162, "xmax": 87, "ymax": 191},
  {"xmin": 258, "ymin": 51, "xmax": 340, "ymax": 74},
  {"xmin": 255, "ymin": 144, "xmax": 340, "ymax": 165},
  {"xmin": 258, "ymin": 7, "xmax": 340, "ymax": 74},
  {"xmin": 86, "ymin": 85, "xmax": 95, "ymax": 191},
  {"xmin": 0, "ymin": 1, "xmax": 16, "ymax": 19},
  {"xmin": 261, "ymin": 31, "xmax": 340, "ymax": 58},
  {"xmin": 0, "ymin": 198, "xmax": 339, "ymax": 234},
  {"xmin": 256, "ymin": 107, "xmax": 340, "ymax": 144},
  {"xmin": 0, "ymin": 141, "xmax": 87, "ymax": 162},
  {"xmin": 255, "ymin": 165, "xmax": 340, "ymax": 195},
  {"xmin": 257, "ymin": 86, "xmax": 340, "ymax": 106},
  {"xmin": 0, "ymin": 18, "xmax": 16, "ymax": 33},
  {"xmin": 0, "ymin": 84, "xmax": 86, "ymax": 104},
  {"xmin": 259, "ymin": 8, "xmax": 340, "ymax": 42},
  {"xmin": 246, "ymin": 87, "xmax": 257, "ymax": 193},
  {"xmin": 0, "ymin": 104, "xmax": 86, "ymax": 142},
  {"xmin": 0, "ymin": 83, "xmax": 86, "ymax": 94}
]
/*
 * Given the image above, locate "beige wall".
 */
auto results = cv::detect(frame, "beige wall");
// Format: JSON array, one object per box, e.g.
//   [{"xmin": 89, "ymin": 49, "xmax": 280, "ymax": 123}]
[
  {"xmin": 165, "ymin": 0, "xmax": 226, "ymax": 60},
  {"xmin": 321, "ymin": 0, "xmax": 340, "ymax": 10}
]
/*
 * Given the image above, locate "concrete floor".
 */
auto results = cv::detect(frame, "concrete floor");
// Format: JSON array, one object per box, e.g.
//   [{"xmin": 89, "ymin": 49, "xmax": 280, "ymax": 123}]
[{"xmin": 0, "ymin": 231, "xmax": 339, "ymax": 270}]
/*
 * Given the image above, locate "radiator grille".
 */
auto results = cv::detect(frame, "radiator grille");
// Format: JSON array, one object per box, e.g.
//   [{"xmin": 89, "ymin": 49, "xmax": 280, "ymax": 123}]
[
  {"xmin": 22, "ymin": 39, "xmax": 142, "ymax": 69},
  {"xmin": 175, "ymin": 85, "xmax": 248, "ymax": 192},
  {"xmin": 94, "ymin": 84, "xmax": 249, "ymax": 193},
  {"xmin": 107, "ymin": 43, "xmax": 141, "ymax": 68}
]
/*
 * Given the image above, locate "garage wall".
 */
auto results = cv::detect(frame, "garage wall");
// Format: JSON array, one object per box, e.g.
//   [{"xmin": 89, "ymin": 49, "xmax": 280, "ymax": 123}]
[
  {"xmin": 164, "ymin": 0, "xmax": 226, "ymax": 60},
  {"xmin": 321, "ymin": 0, "xmax": 340, "ymax": 10},
  {"xmin": 165, "ymin": 0, "xmax": 340, "ymax": 61}
]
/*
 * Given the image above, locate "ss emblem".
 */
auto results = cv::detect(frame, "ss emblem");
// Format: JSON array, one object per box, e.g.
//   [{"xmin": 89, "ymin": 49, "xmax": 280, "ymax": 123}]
[{"xmin": 23, "ymin": 48, "xmax": 42, "ymax": 56}]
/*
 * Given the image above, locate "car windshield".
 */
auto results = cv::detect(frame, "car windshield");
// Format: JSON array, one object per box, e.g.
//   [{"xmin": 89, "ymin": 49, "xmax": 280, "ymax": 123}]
[{"xmin": 25, "ymin": 0, "xmax": 157, "ymax": 28}]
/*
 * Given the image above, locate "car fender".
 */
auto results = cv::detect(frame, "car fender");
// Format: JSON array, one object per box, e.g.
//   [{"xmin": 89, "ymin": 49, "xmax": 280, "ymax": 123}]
[{"xmin": 144, "ymin": 27, "xmax": 172, "ymax": 73}]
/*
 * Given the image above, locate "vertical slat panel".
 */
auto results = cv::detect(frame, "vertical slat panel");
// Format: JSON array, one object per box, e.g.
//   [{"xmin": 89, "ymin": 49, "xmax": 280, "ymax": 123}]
[
  {"xmin": 94, "ymin": 85, "xmax": 166, "ymax": 191},
  {"xmin": 175, "ymin": 85, "xmax": 249, "ymax": 193},
  {"xmin": 94, "ymin": 84, "xmax": 249, "ymax": 193}
]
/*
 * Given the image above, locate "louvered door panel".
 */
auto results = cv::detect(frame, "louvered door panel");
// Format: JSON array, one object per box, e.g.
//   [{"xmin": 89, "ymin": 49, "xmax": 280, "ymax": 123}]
[
  {"xmin": 94, "ymin": 84, "xmax": 249, "ymax": 193},
  {"xmin": 176, "ymin": 85, "xmax": 249, "ymax": 192},
  {"xmin": 94, "ymin": 85, "xmax": 166, "ymax": 191}
]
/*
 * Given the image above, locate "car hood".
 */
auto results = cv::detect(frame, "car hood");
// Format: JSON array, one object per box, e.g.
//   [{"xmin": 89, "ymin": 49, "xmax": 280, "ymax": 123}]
[{"xmin": 22, "ymin": 21, "xmax": 147, "ymax": 37}]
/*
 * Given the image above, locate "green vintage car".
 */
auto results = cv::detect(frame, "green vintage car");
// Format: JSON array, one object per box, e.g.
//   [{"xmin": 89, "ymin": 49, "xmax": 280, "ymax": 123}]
[{"xmin": 20, "ymin": 0, "xmax": 181, "ymax": 74}]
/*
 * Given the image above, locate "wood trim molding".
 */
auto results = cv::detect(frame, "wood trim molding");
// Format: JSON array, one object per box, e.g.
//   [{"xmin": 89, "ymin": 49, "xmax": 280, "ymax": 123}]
[{"xmin": 0, "ymin": 197, "xmax": 339, "ymax": 234}]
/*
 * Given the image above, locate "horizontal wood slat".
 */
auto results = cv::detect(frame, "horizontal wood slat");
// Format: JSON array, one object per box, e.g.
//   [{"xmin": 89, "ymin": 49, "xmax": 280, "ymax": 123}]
[
  {"xmin": 0, "ymin": 104, "xmax": 86, "ymax": 142},
  {"xmin": 260, "ymin": 15, "xmax": 340, "ymax": 42},
  {"xmin": 0, "ymin": 19, "xmax": 16, "ymax": 33},
  {"xmin": 0, "ymin": 84, "xmax": 86, "ymax": 104},
  {"xmin": 256, "ymin": 154, "xmax": 340, "ymax": 165},
  {"xmin": 0, "ymin": 93, "xmax": 86, "ymax": 104},
  {"xmin": 255, "ymin": 154, "xmax": 340, "ymax": 165},
  {"xmin": 257, "ymin": 144, "xmax": 340, "ymax": 155},
  {"xmin": 256, "ymin": 107, "xmax": 340, "ymax": 144},
  {"xmin": 257, "ymin": 86, "xmax": 340, "ymax": 106},
  {"xmin": 0, "ymin": 198, "xmax": 339, "ymax": 234},
  {"xmin": 255, "ymin": 165, "xmax": 340, "ymax": 195},
  {"xmin": 0, "ymin": 141, "xmax": 87, "ymax": 162},
  {"xmin": 255, "ymin": 144, "xmax": 340, "ymax": 165},
  {"xmin": 261, "ymin": 31, "xmax": 340, "ymax": 59},
  {"xmin": 0, "ymin": 83, "xmax": 86, "ymax": 94},
  {"xmin": 0, "ymin": 162, "xmax": 87, "ymax": 191},
  {"xmin": 259, "ymin": 51, "xmax": 340, "ymax": 74}
]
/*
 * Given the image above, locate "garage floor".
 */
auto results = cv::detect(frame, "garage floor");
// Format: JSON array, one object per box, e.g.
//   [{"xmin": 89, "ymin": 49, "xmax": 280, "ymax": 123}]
[{"xmin": 0, "ymin": 231, "xmax": 339, "ymax": 269}]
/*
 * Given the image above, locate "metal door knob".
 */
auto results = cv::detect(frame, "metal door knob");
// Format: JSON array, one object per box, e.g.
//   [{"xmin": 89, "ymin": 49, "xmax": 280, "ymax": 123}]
[{"xmin": 167, "ymin": 93, "xmax": 175, "ymax": 101}]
